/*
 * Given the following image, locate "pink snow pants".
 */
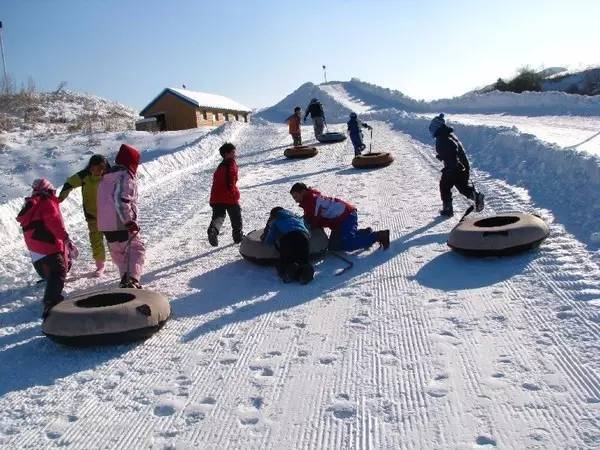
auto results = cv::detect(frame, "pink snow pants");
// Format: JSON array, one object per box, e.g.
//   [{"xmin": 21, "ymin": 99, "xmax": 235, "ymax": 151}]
[{"xmin": 107, "ymin": 234, "xmax": 145, "ymax": 281}]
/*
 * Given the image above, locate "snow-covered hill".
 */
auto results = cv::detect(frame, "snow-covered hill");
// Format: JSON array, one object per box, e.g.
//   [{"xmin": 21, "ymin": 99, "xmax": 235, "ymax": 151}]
[{"xmin": 1, "ymin": 81, "xmax": 599, "ymax": 448}]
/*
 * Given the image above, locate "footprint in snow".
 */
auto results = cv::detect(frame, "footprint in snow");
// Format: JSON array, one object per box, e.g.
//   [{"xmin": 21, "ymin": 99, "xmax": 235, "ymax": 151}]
[
  {"xmin": 522, "ymin": 382, "xmax": 542, "ymax": 391},
  {"xmin": 475, "ymin": 435, "xmax": 497, "ymax": 447},
  {"xmin": 153, "ymin": 404, "xmax": 176, "ymax": 417},
  {"xmin": 318, "ymin": 355, "xmax": 336, "ymax": 365},
  {"xmin": 219, "ymin": 357, "xmax": 237, "ymax": 365},
  {"xmin": 327, "ymin": 399, "xmax": 357, "ymax": 420}
]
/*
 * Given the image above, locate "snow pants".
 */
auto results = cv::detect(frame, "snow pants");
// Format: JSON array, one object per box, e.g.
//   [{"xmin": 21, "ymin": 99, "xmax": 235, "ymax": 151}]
[
  {"xmin": 329, "ymin": 212, "xmax": 378, "ymax": 251},
  {"xmin": 291, "ymin": 133, "xmax": 302, "ymax": 146},
  {"xmin": 34, "ymin": 253, "xmax": 67, "ymax": 309},
  {"xmin": 439, "ymin": 168, "xmax": 475, "ymax": 204},
  {"xmin": 208, "ymin": 203, "xmax": 243, "ymax": 242},
  {"xmin": 87, "ymin": 219, "xmax": 106, "ymax": 262},
  {"xmin": 350, "ymin": 133, "xmax": 366, "ymax": 155},
  {"xmin": 104, "ymin": 230, "xmax": 145, "ymax": 281},
  {"xmin": 277, "ymin": 231, "xmax": 311, "ymax": 280},
  {"xmin": 312, "ymin": 117, "xmax": 325, "ymax": 138}
]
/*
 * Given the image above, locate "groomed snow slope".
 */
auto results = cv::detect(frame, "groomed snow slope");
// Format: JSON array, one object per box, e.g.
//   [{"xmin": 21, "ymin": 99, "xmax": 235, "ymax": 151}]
[{"xmin": 1, "ymin": 119, "xmax": 599, "ymax": 448}]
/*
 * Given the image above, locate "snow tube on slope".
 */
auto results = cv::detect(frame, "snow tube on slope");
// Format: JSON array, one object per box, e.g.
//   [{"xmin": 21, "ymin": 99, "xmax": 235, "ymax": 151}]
[
  {"xmin": 317, "ymin": 132, "xmax": 346, "ymax": 143},
  {"xmin": 42, "ymin": 288, "xmax": 171, "ymax": 346},
  {"xmin": 284, "ymin": 146, "xmax": 318, "ymax": 159},
  {"xmin": 352, "ymin": 152, "xmax": 394, "ymax": 169},
  {"xmin": 448, "ymin": 213, "xmax": 549, "ymax": 256},
  {"xmin": 240, "ymin": 228, "xmax": 329, "ymax": 265}
]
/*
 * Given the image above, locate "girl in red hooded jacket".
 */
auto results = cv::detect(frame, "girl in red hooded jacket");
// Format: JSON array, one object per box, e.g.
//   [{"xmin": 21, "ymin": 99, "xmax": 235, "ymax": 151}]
[{"xmin": 16, "ymin": 178, "xmax": 78, "ymax": 318}]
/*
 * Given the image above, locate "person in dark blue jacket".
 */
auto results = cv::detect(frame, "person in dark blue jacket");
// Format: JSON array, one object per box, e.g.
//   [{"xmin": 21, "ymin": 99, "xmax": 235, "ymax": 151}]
[
  {"xmin": 347, "ymin": 112, "xmax": 373, "ymax": 156},
  {"xmin": 429, "ymin": 113, "xmax": 485, "ymax": 217},
  {"xmin": 261, "ymin": 207, "xmax": 314, "ymax": 284}
]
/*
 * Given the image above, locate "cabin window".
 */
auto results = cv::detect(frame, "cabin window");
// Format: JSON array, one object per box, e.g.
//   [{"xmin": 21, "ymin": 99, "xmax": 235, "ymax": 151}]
[
  {"xmin": 225, "ymin": 113, "xmax": 229, "ymax": 121},
  {"xmin": 214, "ymin": 112, "xmax": 219, "ymax": 121},
  {"xmin": 202, "ymin": 110, "xmax": 207, "ymax": 120}
]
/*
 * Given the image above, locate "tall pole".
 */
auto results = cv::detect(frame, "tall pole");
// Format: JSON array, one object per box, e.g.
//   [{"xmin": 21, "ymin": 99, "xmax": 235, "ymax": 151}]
[
  {"xmin": 0, "ymin": 22, "xmax": 7, "ymax": 93},
  {"xmin": 322, "ymin": 65, "xmax": 327, "ymax": 84}
]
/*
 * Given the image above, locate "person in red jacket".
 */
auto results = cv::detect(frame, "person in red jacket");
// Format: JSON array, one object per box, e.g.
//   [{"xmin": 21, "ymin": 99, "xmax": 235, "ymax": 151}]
[
  {"xmin": 285, "ymin": 107, "xmax": 302, "ymax": 146},
  {"xmin": 208, "ymin": 142, "xmax": 243, "ymax": 246},
  {"xmin": 16, "ymin": 178, "xmax": 78, "ymax": 318},
  {"xmin": 290, "ymin": 182, "xmax": 390, "ymax": 252}
]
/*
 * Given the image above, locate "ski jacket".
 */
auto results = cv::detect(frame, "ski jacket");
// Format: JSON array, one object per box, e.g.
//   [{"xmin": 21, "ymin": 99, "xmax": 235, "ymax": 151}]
[
  {"xmin": 262, "ymin": 209, "xmax": 309, "ymax": 245},
  {"xmin": 210, "ymin": 159, "xmax": 240, "ymax": 206},
  {"xmin": 16, "ymin": 193, "xmax": 68, "ymax": 260},
  {"xmin": 286, "ymin": 113, "xmax": 301, "ymax": 135},
  {"xmin": 298, "ymin": 188, "xmax": 356, "ymax": 230},
  {"xmin": 304, "ymin": 102, "xmax": 324, "ymax": 120},
  {"xmin": 347, "ymin": 117, "xmax": 371, "ymax": 139},
  {"xmin": 58, "ymin": 169, "xmax": 102, "ymax": 221},
  {"xmin": 97, "ymin": 166, "xmax": 138, "ymax": 232},
  {"xmin": 434, "ymin": 125, "xmax": 470, "ymax": 173}
]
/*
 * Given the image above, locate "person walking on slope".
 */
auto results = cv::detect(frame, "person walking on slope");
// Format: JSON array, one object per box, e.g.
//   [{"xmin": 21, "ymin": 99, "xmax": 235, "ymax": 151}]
[
  {"xmin": 303, "ymin": 98, "xmax": 325, "ymax": 139},
  {"xmin": 58, "ymin": 154, "xmax": 109, "ymax": 276},
  {"xmin": 16, "ymin": 179, "xmax": 79, "ymax": 318},
  {"xmin": 261, "ymin": 207, "xmax": 314, "ymax": 284},
  {"xmin": 97, "ymin": 144, "xmax": 145, "ymax": 289},
  {"xmin": 286, "ymin": 107, "xmax": 303, "ymax": 147},
  {"xmin": 208, "ymin": 142, "xmax": 243, "ymax": 247},
  {"xmin": 347, "ymin": 112, "xmax": 373, "ymax": 156},
  {"xmin": 290, "ymin": 183, "xmax": 390, "ymax": 252},
  {"xmin": 429, "ymin": 113, "xmax": 485, "ymax": 217}
]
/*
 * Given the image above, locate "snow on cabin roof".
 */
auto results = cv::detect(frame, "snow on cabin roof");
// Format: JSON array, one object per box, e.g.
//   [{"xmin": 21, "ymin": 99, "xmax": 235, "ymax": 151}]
[{"xmin": 140, "ymin": 88, "xmax": 252, "ymax": 116}]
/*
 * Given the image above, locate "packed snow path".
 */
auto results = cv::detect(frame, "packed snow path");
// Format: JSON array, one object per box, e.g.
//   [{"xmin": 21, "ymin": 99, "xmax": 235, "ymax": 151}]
[{"xmin": 0, "ymin": 122, "xmax": 599, "ymax": 449}]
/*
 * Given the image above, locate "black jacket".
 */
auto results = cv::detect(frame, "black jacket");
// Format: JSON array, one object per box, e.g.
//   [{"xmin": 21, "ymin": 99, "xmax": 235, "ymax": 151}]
[
  {"xmin": 435, "ymin": 125, "xmax": 470, "ymax": 172},
  {"xmin": 304, "ymin": 102, "xmax": 324, "ymax": 120}
]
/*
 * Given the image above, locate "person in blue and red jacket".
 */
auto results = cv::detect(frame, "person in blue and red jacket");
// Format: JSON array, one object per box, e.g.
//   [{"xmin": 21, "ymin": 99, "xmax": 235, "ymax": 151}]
[
  {"xmin": 16, "ymin": 178, "xmax": 78, "ymax": 318},
  {"xmin": 289, "ymin": 183, "xmax": 389, "ymax": 252},
  {"xmin": 208, "ymin": 142, "xmax": 243, "ymax": 246}
]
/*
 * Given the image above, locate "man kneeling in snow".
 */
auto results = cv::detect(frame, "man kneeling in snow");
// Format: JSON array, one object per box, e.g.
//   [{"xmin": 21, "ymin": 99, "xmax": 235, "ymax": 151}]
[{"xmin": 290, "ymin": 183, "xmax": 390, "ymax": 252}]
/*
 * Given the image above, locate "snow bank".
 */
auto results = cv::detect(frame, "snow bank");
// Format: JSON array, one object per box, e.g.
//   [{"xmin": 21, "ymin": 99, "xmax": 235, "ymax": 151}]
[{"xmin": 365, "ymin": 109, "xmax": 600, "ymax": 248}]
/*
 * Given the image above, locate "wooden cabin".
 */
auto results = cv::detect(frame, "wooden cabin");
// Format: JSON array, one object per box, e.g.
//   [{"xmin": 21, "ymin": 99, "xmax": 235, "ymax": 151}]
[{"xmin": 136, "ymin": 87, "xmax": 251, "ymax": 131}]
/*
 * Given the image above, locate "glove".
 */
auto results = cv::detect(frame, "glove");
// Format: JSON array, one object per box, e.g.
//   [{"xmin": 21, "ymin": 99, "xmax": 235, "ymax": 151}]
[
  {"xmin": 125, "ymin": 221, "xmax": 140, "ymax": 233},
  {"xmin": 67, "ymin": 239, "xmax": 79, "ymax": 260},
  {"xmin": 435, "ymin": 155, "xmax": 443, "ymax": 161}
]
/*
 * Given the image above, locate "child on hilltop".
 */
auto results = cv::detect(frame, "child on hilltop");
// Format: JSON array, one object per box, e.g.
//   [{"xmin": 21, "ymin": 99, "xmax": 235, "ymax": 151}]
[
  {"xmin": 285, "ymin": 107, "xmax": 303, "ymax": 147},
  {"xmin": 261, "ymin": 206, "xmax": 314, "ymax": 284},
  {"xmin": 347, "ymin": 112, "xmax": 373, "ymax": 156},
  {"xmin": 58, "ymin": 154, "xmax": 109, "ymax": 276},
  {"xmin": 428, "ymin": 113, "xmax": 484, "ymax": 217},
  {"xmin": 289, "ymin": 183, "xmax": 390, "ymax": 252},
  {"xmin": 16, "ymin": 179, "xmax": 79, "ymax": 318},
  {"xmin": 97, "ymin": 144, "xmax": 145, "ymax": 288},
  {"xmin": 208, "ymin": 142, "xmax": 243, "ymax": 246}
]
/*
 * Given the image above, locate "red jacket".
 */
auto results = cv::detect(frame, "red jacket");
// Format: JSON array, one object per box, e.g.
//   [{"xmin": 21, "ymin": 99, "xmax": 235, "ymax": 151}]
[
  {"xmin": 299, "ymin": 188, "xmax": 355, "ymax": 229},
  {"xmin": 286, "ymin": 114, "xmax": 301, "ymax": 135},
  {"xmin": 209, "ymin": 159, "xmax": 240, "ymax": 205},
  {"xmin": 16, "ymin": 194, "xmax": 68, "ymax": 257}
]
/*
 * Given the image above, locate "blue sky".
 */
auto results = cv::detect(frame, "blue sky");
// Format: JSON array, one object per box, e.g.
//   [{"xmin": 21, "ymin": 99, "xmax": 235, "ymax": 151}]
[{"xmin": 2, "ymin": 0, "xmax": 599, "ymax": 112}]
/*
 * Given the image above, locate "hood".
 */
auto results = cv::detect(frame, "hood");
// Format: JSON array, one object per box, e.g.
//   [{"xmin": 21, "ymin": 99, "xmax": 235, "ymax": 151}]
[{"xmin": 115, "ymin": 144, "xmax": 141, "ymax": 175}]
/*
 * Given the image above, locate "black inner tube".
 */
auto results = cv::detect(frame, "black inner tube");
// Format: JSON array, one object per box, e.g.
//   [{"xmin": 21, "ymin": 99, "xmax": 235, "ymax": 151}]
[
  {"xmin": 76, "ymin": 293, "xmax": 137, "ymax": 308},
  {"xmin": 474, "ymin": 216, "xmax": 520, "ymax": 227}
]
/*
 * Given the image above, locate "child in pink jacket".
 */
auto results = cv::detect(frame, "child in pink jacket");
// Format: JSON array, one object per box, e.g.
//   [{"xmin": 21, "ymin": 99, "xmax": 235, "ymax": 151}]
[{"xmin": 97, "ymin": 144, "xmax": 145, "ymax": 288}]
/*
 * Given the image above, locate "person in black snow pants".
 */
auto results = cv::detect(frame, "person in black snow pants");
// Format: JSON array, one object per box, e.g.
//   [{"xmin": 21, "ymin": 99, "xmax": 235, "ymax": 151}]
[
  {"xmin": 347, "ymin": 112, "xmax": 373, "ymax": 156},
  {"xmin": 303, "ymin": 98, "xmax": 325, "ymax": 139},
  {"xmin": 428, "ymin": 113, "xmax": 485, "ymax": 217}
]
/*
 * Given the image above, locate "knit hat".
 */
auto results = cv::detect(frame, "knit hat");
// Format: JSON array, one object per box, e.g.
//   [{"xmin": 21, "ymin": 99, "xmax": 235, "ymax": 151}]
[
  {"xmin": 88, "ymin": 154, "xmax": 108, "ymax": 168},
  {"xmin": 428, "ymin": 113, "xmax": 446, "ymax": 138},
  {"xmin": 350, "ymin": 112, "xmax": 357, "ymax": 118},
  {"xmin": 115, "ymin": 144, "xmax": 141, "ymax": 175},
  {"xmin": 31, "ymin": 178, "xmax": 55, "ymax": 195}
]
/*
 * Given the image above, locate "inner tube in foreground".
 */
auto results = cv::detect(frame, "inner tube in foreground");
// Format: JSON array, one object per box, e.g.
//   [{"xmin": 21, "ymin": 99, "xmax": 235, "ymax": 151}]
[
  {"xmin": 42, "ymin": 288, "xmax": 171, "ymax": 346},
  {"xmin": 317, "ymin": 132, "xmax": 346, "ymax": 144},
  {"xmin": 448, "ymin": 213, "xmax": 549, "ymax": 256},
  {"xmin": 240, "ymin": 228, "xmax": 329, "ymax": 265},
  {"xmin": 352, "ymin": 152, "xmax": 394, "ymax": 169},
  {"xmin": 284, "ymin": 146, "xmax": 318, "ymax": 159}
]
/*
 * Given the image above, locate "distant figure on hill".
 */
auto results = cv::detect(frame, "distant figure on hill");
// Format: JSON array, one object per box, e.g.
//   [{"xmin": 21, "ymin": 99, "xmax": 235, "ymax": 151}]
[
  {"xmin": 304, "ymin": 98, "xmax": 325, "ymax": 139},
  {"xmin": 58, "ymin": 154, "xmax": 109, "ymax": 276},
  {"xmin": 285, "ymin": 107, "xmax": 303, "ymax": 147},
  {"xmin": 428, "ymin": 113, "xmax": 485, "ymax": 217},
  {"xmin": 347, "ymin": 112, "xmax": 373, "ymax": 156}
]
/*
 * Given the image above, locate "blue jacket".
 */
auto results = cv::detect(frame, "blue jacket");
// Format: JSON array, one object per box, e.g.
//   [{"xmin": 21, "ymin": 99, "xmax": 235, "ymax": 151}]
[
  {"xmin": 262, "ymin": 209, "xmax": 309, "ymax": 245},
  {"xmin": 347, "ymin": 116, "xmax": 371, "ymax": 139}
]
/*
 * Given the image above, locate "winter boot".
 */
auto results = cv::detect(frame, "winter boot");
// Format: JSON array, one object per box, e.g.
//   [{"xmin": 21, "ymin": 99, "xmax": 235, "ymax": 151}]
[
  {"xmin": 439, "ymin": 202, "xmax": 454, "ymax": 217},
  {"xmin": 298, "ymin": 263, "xmax": 315, "ymax": 284},
  {"xmin": 376, "ymin": 230, "xmax": 390, "ymax": 250},
  {"xmin": 474, "ymin": 192, "xmax": 485, "ymax": 212},
  {"xmin": 94, "ymin": 260, "xmax": 105, "ymax": 277},
  {"xmin": 208, "ymin": 228, "xmax": 219, "ymax": 247},
  {"xmin": 232, "ymin": 230, "xmax": 244, "ymax": 244},
  {"xmin": 120, "ymin": 275, "xmax": 142, "ymax": 289}
]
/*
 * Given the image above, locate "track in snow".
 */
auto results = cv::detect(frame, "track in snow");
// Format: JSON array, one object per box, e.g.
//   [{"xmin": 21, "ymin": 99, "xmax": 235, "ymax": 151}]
[{"xmin": 0, "ymin": 121, "xmax": 599, "ymax": 449}]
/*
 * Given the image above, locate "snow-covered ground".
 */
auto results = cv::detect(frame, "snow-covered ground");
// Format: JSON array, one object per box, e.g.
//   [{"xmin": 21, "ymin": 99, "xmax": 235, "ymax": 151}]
[{"xmin": 1, "ymin": 82, "xmax": 599, "ymax": 448}]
